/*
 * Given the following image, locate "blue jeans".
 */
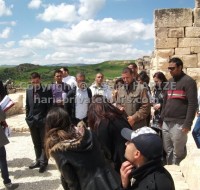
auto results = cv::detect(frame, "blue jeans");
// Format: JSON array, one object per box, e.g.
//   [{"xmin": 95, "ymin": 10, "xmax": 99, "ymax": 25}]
[
  {"xmin": 192, "ymin": 116, "xmax": 200, "ymax": 148},
  {"xmin": 0, "ymin": 146, "xmax": 11, "ymax": 184}
]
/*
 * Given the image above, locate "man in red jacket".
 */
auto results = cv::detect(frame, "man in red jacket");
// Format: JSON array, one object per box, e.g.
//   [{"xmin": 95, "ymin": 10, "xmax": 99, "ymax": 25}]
[{"xmin": 161, "ymin": 57, "xmax": 198, "ymax": 165}]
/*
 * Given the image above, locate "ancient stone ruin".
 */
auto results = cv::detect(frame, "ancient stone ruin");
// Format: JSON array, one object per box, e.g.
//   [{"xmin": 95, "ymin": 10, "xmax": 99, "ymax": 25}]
[{"xmin": 151, "ymin": 1, "xmax": 200, "ymax": 87}]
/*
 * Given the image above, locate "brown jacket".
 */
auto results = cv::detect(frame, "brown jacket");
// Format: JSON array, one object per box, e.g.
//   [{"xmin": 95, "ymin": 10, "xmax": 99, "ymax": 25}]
[{"xmin": 116, "ymin": 81, "xmax": 150, "ymax": 129}]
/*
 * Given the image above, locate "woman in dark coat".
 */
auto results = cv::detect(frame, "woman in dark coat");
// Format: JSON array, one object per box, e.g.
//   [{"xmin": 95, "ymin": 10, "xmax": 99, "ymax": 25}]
[
  {"xmin": 45, "ymin": 107, "xmax": 120, "ymax": 190},
  {"xmin": 152, "ymin": 72, "xmax": 168, "ymax": 129},
  {"xmin": 87, "ymin": 95, "xmax": 132, "ymax": 173}
]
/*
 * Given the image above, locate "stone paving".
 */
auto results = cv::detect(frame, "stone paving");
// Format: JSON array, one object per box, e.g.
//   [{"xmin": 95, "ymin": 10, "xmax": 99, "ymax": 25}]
[{"xmin": 0, "ymin": 113, "xmax": 190, "ymax": 190}]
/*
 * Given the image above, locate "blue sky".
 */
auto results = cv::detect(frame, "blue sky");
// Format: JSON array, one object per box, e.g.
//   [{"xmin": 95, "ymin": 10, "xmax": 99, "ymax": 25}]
[{"xmin": 0, "ymin": 0, "xmax": 194, "ymax": 65}]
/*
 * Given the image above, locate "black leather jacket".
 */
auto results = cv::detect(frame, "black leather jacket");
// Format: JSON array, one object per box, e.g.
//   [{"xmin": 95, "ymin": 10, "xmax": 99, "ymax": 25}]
[{"xmin": 49, "ymin": 127, "xmax": 121, "ymax": 190}]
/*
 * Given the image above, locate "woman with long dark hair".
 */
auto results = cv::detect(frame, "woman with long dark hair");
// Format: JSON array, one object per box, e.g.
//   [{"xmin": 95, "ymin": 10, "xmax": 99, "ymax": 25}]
[
  {"xmin": 152, "ymin": 72, "xmax": 168, "ymax": 129},
  {"xmin": 45, "ymin": 107, "xmax": 120, "ymax": 190},
  {"xmin": 87, "ymin": 95, "xmax": 132, "ymax": 172}
]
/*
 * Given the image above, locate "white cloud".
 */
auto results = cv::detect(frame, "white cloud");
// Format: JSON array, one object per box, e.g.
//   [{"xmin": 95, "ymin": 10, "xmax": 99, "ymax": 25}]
[
  {"xmin": 0, "ymin": 21, "xmax": 16, "ymax": 26},
  {"xmin": 4, "ymin": 41, "xmax": 15, "ymax": 48},
  {"xmin": 37, "ymin": 3, "xmax": 78, "ymax": 22},
  {"xmin": 37, "ymin": 0, "xmax": 106, "ymax": 22},
  {"xmin": 17, "ymin": 18, "xmax": 153, "ymax": 64},
  {"xmin": 28, "ymin": 0, "xmax": 42, "ymax": 9},
  {"xmin": 0, "ymin": 27, "xmax": 11, "ymax": 38},
  {"xmin": 78, "ymin": 0, "xmax": 106, "ymax": 19},
  {"xmin": 0, "ymin": 0, "xmax": 12, "ymax": 16}
]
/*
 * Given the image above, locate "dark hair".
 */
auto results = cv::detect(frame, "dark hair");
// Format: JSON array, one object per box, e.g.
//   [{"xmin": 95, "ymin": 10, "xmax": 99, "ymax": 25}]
[
  {"xmin": 61, "ymin": 67, "xmax": 69, "ymax": 72},
  {"xmin": 87, "ymin": 95, "xmax": 124, "ymax": 130},
  {"xmin": 153, "ymin": 72, "xmax": 167, "ymax": 83},
  {"xmin": 128, "ymin": 63, "xmax": 138, "ymax": 68},
  {"xmin": 169, "ymin": 57, "xmax": 183, "ymax": 68},
  {"xmin": 76, "ymin": 72, "xmax": 85, "ymax": 78},
  {"xmin": 138, "ymin": 71, "xmax": 150, "ymax": 84},
  {"xmin": 45, "ymin": 107, "xmax": 80, "ymax": 158},
  {"xmin": 30, "ymin": 72, "xmax": 40, "ymax": 79},
  {"xmin": 54, "ymin": 69, "xmax": 63, "ymax": 76},
  {"xmin": 114, "ymin": 78, "xmax": 124, "ymax": 90},
  {"xmin": 122, "ymin": 67, "xmax": 133, "ymax": 75}
]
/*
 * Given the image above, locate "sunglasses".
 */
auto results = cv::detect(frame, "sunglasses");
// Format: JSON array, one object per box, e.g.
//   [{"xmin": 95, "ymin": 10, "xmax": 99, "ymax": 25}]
[{"xmin": 168, "ymin": 67, "xmax": 176, "ymax": 71}]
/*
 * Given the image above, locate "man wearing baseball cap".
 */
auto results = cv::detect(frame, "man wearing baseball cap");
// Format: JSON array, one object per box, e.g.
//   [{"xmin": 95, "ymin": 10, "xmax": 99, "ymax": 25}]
[{"xmin": 120, "ymin": 127, "xmax": 175, "ymax": 190}]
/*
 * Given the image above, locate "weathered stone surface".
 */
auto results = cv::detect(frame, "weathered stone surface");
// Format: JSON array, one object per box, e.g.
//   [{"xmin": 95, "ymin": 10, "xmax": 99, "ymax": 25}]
[
  {"xmin": 6, "ymin": 94, "xmax": 24, "ymax": 116},
  {"xmin": 182, "ymin": 54, "xmax": 198, "ymax": 68},
  {"xmin": 194, "ymin": 8, "xmax": 200, "ymax": 26},
  {"xmin": 168, "ymin": 28, "xmax": 184, "ymax": 38},
  {"xmin": 197, "ymin": 53, "xmax": 200, "ymax": 67},
  {"xmin": 155, "ymin": 9, "xmax": 193, "ymax": 27},
  {"xmin": 185, "ymin": 27, "xmax": 200, "ymax": 37},
  {"xmin": 156, "ymin": 49, "xmax": 174, "ymax": 58},
  {"xmin": 156, "ymin": 38, "xmax": 177, "ymax": 48},
  {"xmin": 175, "ymin": 48, "xmax": 191, "ymax": 55},
  {"xmin": 196, "ymin": 0, "xmax": 200, "ymax": 8},
  {"xmin": 191, "ymin": 46, "xmax": 200, "ymax": 53},
  {"xmin": 179, "ymin": 38, "xmax": 200, "ymax": 47},
  {"xmin": 155, "ymin": 27, "xmax": 168, "ymax": 38},
  {"xmin": 172, "ymin": 54, "xmax": 197, "ymax": 68}
]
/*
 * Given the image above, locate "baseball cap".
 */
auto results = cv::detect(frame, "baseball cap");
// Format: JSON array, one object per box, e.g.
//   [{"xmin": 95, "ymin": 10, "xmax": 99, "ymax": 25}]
[{"xmin": 121, "ymin": 127, "xmax": 163, "ymax": 160}]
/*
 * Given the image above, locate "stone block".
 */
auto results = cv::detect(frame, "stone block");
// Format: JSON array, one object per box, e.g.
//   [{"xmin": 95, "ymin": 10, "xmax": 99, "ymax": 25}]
[
  {"xmin": 156, "ymin": 38, "xmax": 177, "ymax": 48},
  {"xmin": 185, "ymin": 27, "xmax": 200, "ymax": 37},
  {"xmin": 175, "ymin": 48, "xmax": 191, "ymax": 55},
  {"xmin": 197, "ymin": 53, "xmax": 200, "ymax": 67},
  {"xmin": 154, "ymin": 9, "xmax": 193, "ymax": 27},
  {"xmin": 195, "ymin": 0, "xmax": 200, "ymax": 8},
  {"xmin": 191, "ymin": 46, "xmax": 200, "ymax": 53},
  {"xmin": 6, "ymin": 94, "xmax": 24, "ymax": 116},
  {"xmin": 182, "ymin": 55, "xmax": 198, "ymax": 68},
  {"xmin": 179, "ymin": 38, "xmax": 200, "ymax": 47},
  {"xmin": 155, "ymin": 27, "xmax": 168, "ymax": 38},
  {"xmin": 194, "ymin": 8, "xmax": 200, "ymax": 27},
  {"xmin": 168, "ymin": 28, "xmax": 184, "ymax": 38},
  {"xmin": 156, "ymin": 49, "xmax": 174, "ymax": 58}
]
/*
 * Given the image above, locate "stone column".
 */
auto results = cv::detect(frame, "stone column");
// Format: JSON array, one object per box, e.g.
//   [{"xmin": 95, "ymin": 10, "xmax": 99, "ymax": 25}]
[{"xmin": 195, "ymin": 0, "xmax": 200, "ymax": 8}]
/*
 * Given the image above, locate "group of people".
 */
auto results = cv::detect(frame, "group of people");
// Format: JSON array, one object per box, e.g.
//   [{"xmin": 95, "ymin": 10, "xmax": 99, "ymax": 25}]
[{"xmin": 0, "ymin": 57, "xmax": 199, "ymax": 190}]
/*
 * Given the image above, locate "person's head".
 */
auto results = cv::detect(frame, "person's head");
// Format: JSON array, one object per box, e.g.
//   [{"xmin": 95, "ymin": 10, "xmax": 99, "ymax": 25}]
[
  {"xmin": 153, "ymin": 72, "xmax": 167, "ymax": 88},
  {"xmin": 95, "ymin": 73, "xmax": 104, "ymax": 86},
  {"xmin": 114, "ymin": 78, "xmax": 124, "ymax": 90},
  {"xmin": 76, "ymin": 72, "xmax": 86, "ymax": 89},
  {"xmin": 121, "ymin": 127, "xmax": 163, "ymax": 167},
  {"xmin": 46, "ymin": 107, "xmax": 71, "ymax": 132},
  {"xmin": 168, "ymin": 57, "xmax": 183, "ymax": 77},
  {"xmin": 121, "ymin": 67, "xmax": 134, "ymax": 85},
  {"xmin": 88, "ymin": 95, "xmax": 123, "ymax": 129},
  {"xmin": 138, "ymin": 71, "xmax": 150, "ymax": 85},
  {"xmin": 60, "ymin": 67, "xmax": 69, "ymax": 77},
  {"xmin": 45, "ymin": 107, "xmax": 80, "ymax": 158},
  {"xmin": 54, "ymin": 70, "xmax": 63, "ymax": 84},
  {"xmin": 30, "ymin": 72, "xmax": 41, "ymax": 88},
  {"xmin": 128, "ymin": 63, "xmax": 138, "ymax": 78}
]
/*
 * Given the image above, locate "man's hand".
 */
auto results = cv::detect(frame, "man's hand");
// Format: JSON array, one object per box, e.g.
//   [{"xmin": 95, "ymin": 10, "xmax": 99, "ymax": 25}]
[
  {"xmin": 127, "ymin": 116, "xmax": 135, "ymax": 127},
  {"xmin": 182, "ymin": 127, "xmax": 190, "ymax": 134},
  {"xmin": 153, "ymin": 103, "xmax": 161, "ymax": 110},
  {"xmin": 120, "ymin": 161, "xmax": 134, "ymax": 188}
]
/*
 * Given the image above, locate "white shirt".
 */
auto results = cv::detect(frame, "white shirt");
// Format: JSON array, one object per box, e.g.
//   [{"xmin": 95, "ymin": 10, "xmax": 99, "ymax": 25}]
[
  {"xmin": 62, "ymin": 75, "xmax": 77, "ymax": 88},
  {"xmin": 75, "ymin": 87, "xmax": 90, "ymax": 120},
  {"xmin": 90, "ymin": 83, "xmax": 113, "ymax": 102}
]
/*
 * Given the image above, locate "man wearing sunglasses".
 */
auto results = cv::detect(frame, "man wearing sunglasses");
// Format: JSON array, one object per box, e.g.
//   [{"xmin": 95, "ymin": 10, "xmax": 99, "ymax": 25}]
[{"xmin": 161, "ymin": 57, "xmax": 198, "ymax": 165}]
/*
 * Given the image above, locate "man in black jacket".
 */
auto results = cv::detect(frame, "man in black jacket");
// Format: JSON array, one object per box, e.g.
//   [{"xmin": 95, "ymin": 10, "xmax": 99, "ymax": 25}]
[
  {"xmin": 25, "ymin": 72, "xmax": 53, "ymax": 173},
  {"xmin": 120, "ymin": 127, "xmax": 175, "ymax": 190}
]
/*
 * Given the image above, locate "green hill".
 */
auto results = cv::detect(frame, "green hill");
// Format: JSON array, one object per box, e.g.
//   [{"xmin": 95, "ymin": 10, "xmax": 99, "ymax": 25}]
[{"xmin": 0, "ymin": 60, "xmax": 135, "ymax": 85}]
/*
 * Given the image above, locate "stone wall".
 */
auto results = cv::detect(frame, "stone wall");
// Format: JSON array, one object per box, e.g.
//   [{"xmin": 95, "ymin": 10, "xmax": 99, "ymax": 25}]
[{"xmin": 151, "ymin": 5, "xmax": 200, "ymax": 87}]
